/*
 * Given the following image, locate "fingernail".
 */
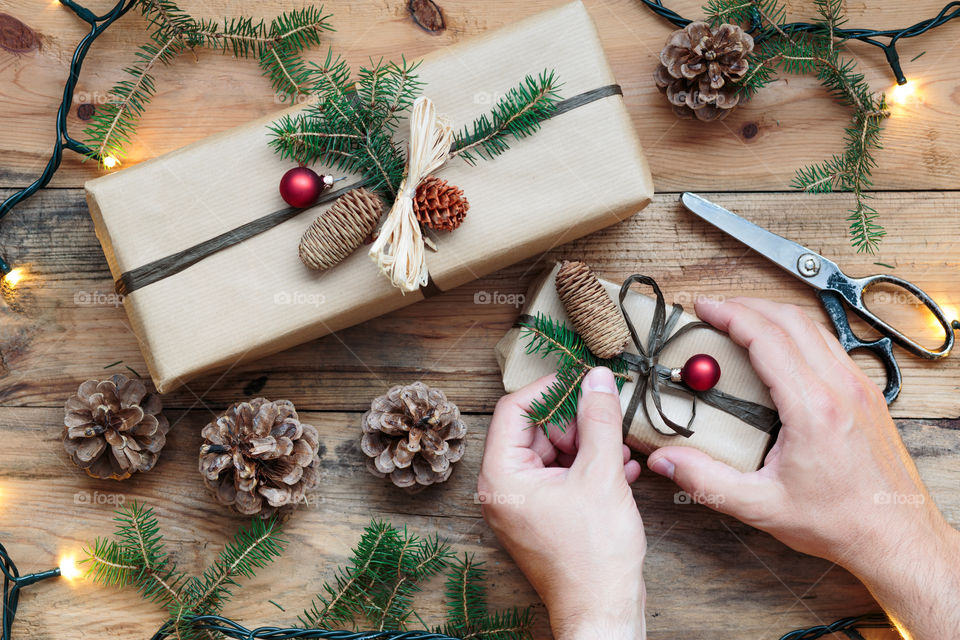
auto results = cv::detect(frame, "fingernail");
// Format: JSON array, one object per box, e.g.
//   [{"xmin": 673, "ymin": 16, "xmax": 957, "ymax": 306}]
[
  {"xmin": 648, "ymin": 455, "xmax": 675, "ymax": 479},
  {"xmin": 696, "ymin": 296, "xmax": 723, "ymax": 309},
  {"xmin": 583, "ymin": 367, "xmax": 616, "ymax": 394}
]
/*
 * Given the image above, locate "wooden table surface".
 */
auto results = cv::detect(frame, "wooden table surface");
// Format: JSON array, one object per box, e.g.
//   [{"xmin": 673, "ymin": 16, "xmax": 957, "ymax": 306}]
[{"xmin": 1, "ymin": 1, "xmax": 958, "ymax": 638}]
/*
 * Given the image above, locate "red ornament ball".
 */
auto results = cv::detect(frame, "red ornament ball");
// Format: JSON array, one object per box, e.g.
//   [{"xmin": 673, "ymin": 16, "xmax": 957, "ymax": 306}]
[
  {"xmin": 681, "ymin": 354, "xmax": 721, "ymax": 392},
  {"xmin": 279, "ymin": 167, "xmax": 331, "ymax": 208}
]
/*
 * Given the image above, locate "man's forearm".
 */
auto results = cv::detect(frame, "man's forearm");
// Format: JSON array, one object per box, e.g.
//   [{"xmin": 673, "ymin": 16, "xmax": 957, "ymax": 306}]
[{"xmin": 843, "ymin": 514, "xmax": 960, "ymax": 640}]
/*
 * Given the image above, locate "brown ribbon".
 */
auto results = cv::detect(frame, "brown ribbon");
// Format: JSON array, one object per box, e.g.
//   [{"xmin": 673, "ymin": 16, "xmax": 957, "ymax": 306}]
[
  {"xmin": 113, "ymin": 84, "xmax": 624, "ymax": 297},
  {"xmin": 615, "ymin": 274, "xmax": 780, "ymax": 438}
]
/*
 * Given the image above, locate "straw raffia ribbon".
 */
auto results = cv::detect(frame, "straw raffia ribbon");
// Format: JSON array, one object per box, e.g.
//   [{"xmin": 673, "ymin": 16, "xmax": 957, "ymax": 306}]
[
  {"xmin": 615, "ymin": 274, "xmax": 780, "ymax": 438},
  {"xmin": 369, "ymin": 97, "xmax": 454, "ymax": 292}
]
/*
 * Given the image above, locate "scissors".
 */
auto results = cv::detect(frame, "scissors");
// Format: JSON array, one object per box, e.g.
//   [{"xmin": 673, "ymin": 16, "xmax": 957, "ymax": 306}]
[{"xmin": 680, "ymin": 192, "xmax": 956, "ymax": 404}]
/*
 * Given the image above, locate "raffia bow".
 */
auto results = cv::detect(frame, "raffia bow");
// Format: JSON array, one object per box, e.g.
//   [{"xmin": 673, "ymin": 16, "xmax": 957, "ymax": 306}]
[{"xmin": 369, "ymin": 97, "xmax": 454, "ymax": 292}]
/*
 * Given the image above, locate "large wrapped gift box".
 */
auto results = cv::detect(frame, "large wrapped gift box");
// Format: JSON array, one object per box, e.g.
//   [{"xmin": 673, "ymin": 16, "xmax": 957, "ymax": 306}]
[
  {"xmin": 85, "ymin": 1, "xmax": 653, "ymax": 393},
  {"xmin": 495, "ymin": 264, "xmax": 778, "ymax": 472}
]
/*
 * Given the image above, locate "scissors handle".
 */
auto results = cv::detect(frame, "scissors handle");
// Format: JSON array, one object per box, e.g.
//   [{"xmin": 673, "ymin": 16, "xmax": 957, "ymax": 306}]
[
  {"xmin": 818, "ymin": 290, "xmax": 902, "ymax": 404},
  {"xmin": 834, "ymin": 273, "xmax": 956, "ymax": 359}
]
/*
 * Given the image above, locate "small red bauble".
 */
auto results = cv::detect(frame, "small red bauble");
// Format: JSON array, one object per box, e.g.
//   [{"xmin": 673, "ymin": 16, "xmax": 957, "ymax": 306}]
[
  {"xmin": 279, "ymin": 167, "xmax": 332, "ymax": 208},
  {"xmin": 680, "ymin": 354, "xmax": 721, "ymax": 392}
]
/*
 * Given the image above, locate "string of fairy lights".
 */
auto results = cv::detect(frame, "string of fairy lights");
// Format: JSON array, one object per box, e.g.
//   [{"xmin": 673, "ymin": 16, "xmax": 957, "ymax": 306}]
[
  {"xmin": 0, "ymin": 541, "xmax": 894, "ymax": 640},
  {"xmin": 0, "ymin": 1, "xmax": 954, "ymax": 638}
]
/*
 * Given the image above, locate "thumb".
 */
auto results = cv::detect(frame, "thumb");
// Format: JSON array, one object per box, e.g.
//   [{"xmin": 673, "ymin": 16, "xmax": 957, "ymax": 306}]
[
  {"xmin": 647, "ymin": 446, "xmax": 770, "ymax": 518},
  {"xmin": 571, "ymin": 367, "xmax": 625, "ymax": 475}
]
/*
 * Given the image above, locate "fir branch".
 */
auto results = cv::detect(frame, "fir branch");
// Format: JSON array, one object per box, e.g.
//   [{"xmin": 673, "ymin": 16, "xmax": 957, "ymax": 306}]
[
  {"xmin": 300, "ymin": 520, "xmax": 401, "ymax": 628},
  {"xmin": 707, "ymin": 0, "xmax": 891, "ymax": 251},
  {"xmin": 183, "ymin": 516, "xmax": 285, "ymax": 615},
  {"xmin": 451, "ymin": 71, "xmax": 562, "ymax": 165},
  {"xmin": 519, "ymin": 313, "xmax": 630, "ymax": 434},
  {"xmin": 445, "ymin": 554, "xmax": 488, "ymax": 632},
  {"xmin": 85, "ymin": 508, "xmax": 534, "ymax": 640},
  {"xmin": 82, "ymin": 1, "xmax": 332, "ymax": 162}
]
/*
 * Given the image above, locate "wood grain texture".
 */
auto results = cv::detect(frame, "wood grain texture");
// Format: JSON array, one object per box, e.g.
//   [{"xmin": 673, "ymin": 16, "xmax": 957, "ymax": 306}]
[
  {"xmin": 1, "ymin": 2, "xmax": 958, "ymax": 638},
  {"xmin": 3, "ymin": 407, "xmax": 950, "ymax": 639},
  {"xmin": 0, "ymin": 0, "xmax": 959, "ymax": 193},
  {"xmin": 1, "ymin": 188, "xmax": 957, "ymax": 417}
]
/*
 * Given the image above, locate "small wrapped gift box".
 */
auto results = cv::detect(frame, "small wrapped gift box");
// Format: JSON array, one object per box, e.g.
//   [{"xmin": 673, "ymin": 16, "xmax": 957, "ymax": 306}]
[
  {"xmin": 495, "ymin": 264, "xmax": 779, "ymax": 472},
  {"xmin": 84, "ymin": 1, "xmax": 653, "ymax": 393}
]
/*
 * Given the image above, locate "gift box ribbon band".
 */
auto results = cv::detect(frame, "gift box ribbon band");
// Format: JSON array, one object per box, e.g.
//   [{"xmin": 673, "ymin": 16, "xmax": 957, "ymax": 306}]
[
  {"xmin": 514, "ymin": 273, "xmax": 780, "ymax": 439},
  {"xmin": 113, "ymin": 84, "xmax": 624, "ymax": 297}
]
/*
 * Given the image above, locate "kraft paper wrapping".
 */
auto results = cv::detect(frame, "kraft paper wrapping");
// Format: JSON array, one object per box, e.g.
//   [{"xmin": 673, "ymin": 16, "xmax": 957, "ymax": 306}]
[
  {"xmin": 495, "ymin": 264, "xmax": 777, "ymax": 472},
  {"xmin": 84, "ymin": 1, "xmax": 653, "ymax": 393}
]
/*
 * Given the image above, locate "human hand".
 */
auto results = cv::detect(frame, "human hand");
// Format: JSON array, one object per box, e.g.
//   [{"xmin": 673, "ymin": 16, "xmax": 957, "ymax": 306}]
[
  {"xmin": 646, "ymin": 297, "xmax": 953, "ymax": 571},
  {"xmin": 478, "ymin": 367, "xmax": 646, "ymax": 640}
]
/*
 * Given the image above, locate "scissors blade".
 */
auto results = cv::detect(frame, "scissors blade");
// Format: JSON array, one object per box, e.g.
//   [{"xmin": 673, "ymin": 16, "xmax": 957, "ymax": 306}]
[{"xmin": 680, "ymin": 192, "xmax": 841, "ymax": 291}]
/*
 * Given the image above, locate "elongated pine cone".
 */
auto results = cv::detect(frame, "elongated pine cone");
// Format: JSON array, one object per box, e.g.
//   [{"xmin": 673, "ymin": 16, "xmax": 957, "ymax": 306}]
[
  {"xmin": 413, "ymin": 176, "xmax": 469, "ymax": 231},
  {"xmin": 299, "ymin": 188, "xmax": 383, "ymax": 271},
  {"xmin": 555, "ymin": 261, "xmax": 631, "ymax": 359},
  {"xmin": 199, "ymin": 398, "xmax": 321, "ymax": 517},
  {"xmin": 361, "ymin": 382, "xmax": 467, "ymax": 491},
  {"xmin": 654, "ymin": 21, "xmax": 753, "ymax": 121},
  {"xmin": 62, "ymin": 375, "xmax": 170, "ymax": 480}
]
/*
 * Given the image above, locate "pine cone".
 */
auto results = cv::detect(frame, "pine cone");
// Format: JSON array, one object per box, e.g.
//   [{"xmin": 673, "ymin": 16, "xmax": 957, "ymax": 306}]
[
  {"xmin": 199, "ymin": 398, "xmax": 321, "ymax": 518},
  {"xmin": 413, "ymin": 176, "xmax": 469, "ymax": 231},
  {"xmin": 654, "ymin": 21, "xmax": 753, "ymax": 122},
  {"xmin": 555, "ymin": 261, "xmax": 631, "ymax": 359},
  {"xmin": 360, "ymin": 382, "xmax": 467, "ymax": 491},
  {"xmin": 62, "ymin": 375, "xmax": 170, "ymax": 480},
  {"xmin": 300, "ymin": 188, "xmax": 383, "ymax": 271}
]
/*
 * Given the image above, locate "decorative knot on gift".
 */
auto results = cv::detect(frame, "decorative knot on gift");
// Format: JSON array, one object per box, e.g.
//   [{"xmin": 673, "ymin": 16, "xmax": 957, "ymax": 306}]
[
  {"xmin": 498, "ymin": 261, "xmax": 781, "ymax": 473},
  {"xmin": 369, "ymin": 97, "xmax": 454, "ymax": 292}
]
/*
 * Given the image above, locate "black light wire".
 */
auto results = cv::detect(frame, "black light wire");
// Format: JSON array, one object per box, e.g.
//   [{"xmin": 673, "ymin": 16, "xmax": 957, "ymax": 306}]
[
  {"xmin": 0, "ymin": 0, "xmax": 137, "ymax": 276},
  {"xmin": 638, "ymin": 0, "xmax": 960, "ymax": 85}
]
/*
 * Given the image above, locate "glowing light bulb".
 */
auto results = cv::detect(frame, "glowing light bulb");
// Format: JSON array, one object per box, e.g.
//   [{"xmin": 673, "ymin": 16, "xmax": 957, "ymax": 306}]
[
  {"xmin": 102, "ymin": 155, "xmax": 119, "ymax": 169},
  {"xmin": 890, "ymin": 81, "xmax": 917, "ymax": 106},
  {"xmin": 58, "ymin": 554, "xmax": 82, "ymax": 581},
  {"xmin": 3, "ymin": 267, "xmax": 24, "ymax": 287}
]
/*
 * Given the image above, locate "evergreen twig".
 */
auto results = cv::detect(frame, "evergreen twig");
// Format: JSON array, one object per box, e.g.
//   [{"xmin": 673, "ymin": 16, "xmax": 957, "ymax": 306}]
[
  {"xmin": 703, "ymin": 0, "xmax": 890, "ymax": 252},
  {"xmin": 268, "ymin": 66, "xmax": 561, "ymax": 198},
  {"xmin": 519, "ymin": 313, "xmax": 630, "ymax": 434},
  {"xmin": 83, "ymin": 507, "xmax": 534, "ymax": 640},
  {"xmin": 82, "ymin": 0, "xmax": 333, "ymax": 165}
]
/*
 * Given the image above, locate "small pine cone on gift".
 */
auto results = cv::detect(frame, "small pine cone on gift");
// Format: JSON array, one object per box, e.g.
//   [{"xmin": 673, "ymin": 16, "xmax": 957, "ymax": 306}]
[
  {"xmin": 413, "ymin": 176, "xmax": 469, "ymax": 231},
  {"xmin": 300, "ymin": 188, "xmax": 383, "ymax": 271},
  {"xmin": 360, "ymin": 382, "xmax": 467, "ymax": 491},
  {"xmin": 199, "ymin": 398, "xmax": 321, "ymax": 518},
  {"xmin": 62, "ymin": 375, "xmax": 170, "ymax": 480},
  {"xmin": 654, "ymin": 21, "xmax": 754, "ymax": 121},
  {"xmin": 555, "ymin": 260, "xmax": 631, "ymax": 359}
]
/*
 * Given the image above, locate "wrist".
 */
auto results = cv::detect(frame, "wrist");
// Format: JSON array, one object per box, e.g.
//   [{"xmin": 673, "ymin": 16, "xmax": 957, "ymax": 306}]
[
  {"xmin": 550, "ymin": 586, "xmax": 646, "ymax": 640},
  {"xmin": 838, "ymin": 506, "xmax": 953, "ymax": 583}
]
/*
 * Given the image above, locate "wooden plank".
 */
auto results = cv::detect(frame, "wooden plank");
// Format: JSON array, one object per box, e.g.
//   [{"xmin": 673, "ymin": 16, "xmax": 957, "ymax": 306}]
[
  {"xmin": 1, "ymin": 188, "xmax": 958, "ymax": 417},
  {"xmin": 0, "ymin": 0, "xmax": 958, "ymax": 193},
  {"xmin": 1, "ymin": 407, "xmax": 950, "ymax": 639}
]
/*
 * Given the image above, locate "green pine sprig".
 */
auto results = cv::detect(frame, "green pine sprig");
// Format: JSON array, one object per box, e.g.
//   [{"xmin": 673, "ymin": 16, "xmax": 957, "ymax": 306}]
[
  {"xmin": 702, "ymin": 0, "xmax": 890, "ymax": 252},
  {"xmin": 519, "ymin": 313, "xmax": 631, "ymax": 434},
  {"xmin": 82, "ymin": 502, "xmax": 284, "ymax": 640},
  {"xmin": 451, "ymin": 70, "xmax": 562, "ymax": 165},
  {"xmin": 82, "ymin": 0, "xmax": 333, "ymax": 166},
  {"xmin": 268, "ymin": 67, "xmax": 561, "ymax": 198},
  {"xmin": 83, "ymin": 508, "xmax": 533, "ymax": 639}
]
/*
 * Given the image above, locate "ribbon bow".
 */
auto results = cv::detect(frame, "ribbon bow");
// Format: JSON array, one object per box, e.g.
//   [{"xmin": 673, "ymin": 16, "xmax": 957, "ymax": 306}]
[
  {"xmin": 616, "ymin": 274, "xmax": 780, "ymax": 438},
  {"xmin": 369, "ymin": 97, "xmax": 454, "ymax": 292}
]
